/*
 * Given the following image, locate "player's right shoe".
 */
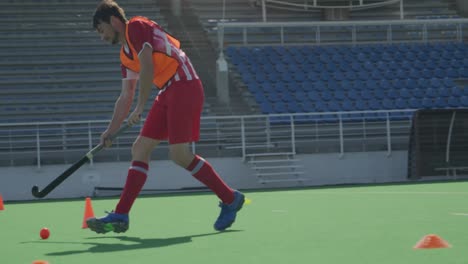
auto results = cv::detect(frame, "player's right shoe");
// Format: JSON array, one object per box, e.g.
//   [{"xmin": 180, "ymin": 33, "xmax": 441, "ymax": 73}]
[
  {"xmin": 86, "ymin": 211, "xmax": 129, "ymax": 234},
  {"xmin": 214, "ymin": 190, "xmax": 245, "ymax": 231}
]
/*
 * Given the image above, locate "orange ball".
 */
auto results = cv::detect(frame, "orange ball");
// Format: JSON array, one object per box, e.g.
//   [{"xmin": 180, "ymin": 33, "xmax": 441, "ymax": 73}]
[
  {"xmin": 40, "ymin": 228, "xmax": 50, "ymax": 240},
  {"xmin": 32, "ymin": 260, "xmax": 49, "ymax": 264}
]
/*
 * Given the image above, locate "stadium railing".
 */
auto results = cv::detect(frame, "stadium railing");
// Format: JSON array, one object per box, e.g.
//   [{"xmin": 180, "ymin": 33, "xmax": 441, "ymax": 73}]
[
  {"xmin": 0, "ymin": 110, "xmax": 413, "ymax": 168},
  {"xmin": 216, "ymin": 18, "xmax": 468, "ymax": 47}
]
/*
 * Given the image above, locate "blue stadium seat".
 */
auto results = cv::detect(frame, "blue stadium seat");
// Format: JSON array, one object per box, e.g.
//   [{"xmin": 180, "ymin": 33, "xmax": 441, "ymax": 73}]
[
  {"xmin": 351, "ymin": 62, "xmax": 362, "ymax": 71},
  {"xmin": 273, "ymin": 102, "xmax": 288, "ymax": 113},
  {"xmin": 334, "ymin": 90, "xmax": 346, "ymax": 100},
  {"xmin": 327, "ymin": 101, "xmax": 341, "ymax": 112},
  {"xmin": 307, "ymin": 90, "xmax": 320, "ymax": 101},
  {"xmin": 259, "ymin": 101, "xmax": 274, "ymax": 114},
  {"xmin": 365, "ymin": 79, "xmax": 378, "ymax": 90},
  {"xmin": 354, "ymin": 99, "xmax": 368, "ymax": 110},
  {"xmin": 448, "ymin": 96, "xmax": 460, "ymax": 107},
  {"xmin": 446, "ymin": 68, "xmax": 459, "ymax": 78},
  {"xmin": 341, "ymin": 80, "xmax": 353, "ymax": 90},
  {"xmin": 438, "ymin": 87, "xmax": 450, "ymax": 97},
  {"xmin": 395, "ymin": 98, "xmax": 409, "ymax": 109},
  {"xmin": 450, "ymin": 86, "xmax": 463, "ymax": 97},
  {"xmin": 459, "ymin": 68, "xmax": 468, "ymax": 78},
  {"xmin": 266, "ymin": 92, "xmax": 282, "ymax": 103},
  {"xmin": 433, "ymin": 68, "xmax": 446, "ymax": 79},
  {"xmin": 430, "ymin": 78, "xmax": 442, "ymax": 89},
  {"xmin": 293, "ymin": 90, "xmax": 308, "ymax": 102},
  {"xmin": 412, "ymin": 88, "xmax": 424, "ymax": 98},
  {"xmin": 434, "ymin": 97, "xmax": 447, "ymax": 108},
  {"xmin": 422, "ymin": 97, "xmax": 433, "ymax": 108},
  {"xmin": 461, "ymin": 96, "xmax": 468, "ymax": 107},
  {"xmin": 374, "ymin": 88, "xmax": 385, "ymax": 100},
  {"xmin": 387, "ymin": 89, "xmax": 399, "ymax": 99},
  {"xmin": 347, "ymin": 89, "xmax": 360, "ymax": 100},
  {"xmin": 425, "ymin": 88, "xmax": 439, "ymax": 98},
  {"xmin": 357, "ymin": 71, "xmax": 369, "ymax": 81},
  {"xmin": 360, "ymin": 90, "xmax": 373, "ymax": 100},
  {"xmin": 382, "ymin": 98, "xmax": 395, "ymax": 109},
  {"xmin": 417, "ymin": 78, "xmax": 430, "ymax": 88},
  {"xmin": 321, "ymin": 90, "xmax": 333, "ymax": 101},
  {"xmin": 409, "ymin": 98, "xmax": 422, "ymax": 109},
  {"xmin": 368, "ymin": 100, "xmax": 382, "ymax": 110},
  {"xmin": 341, "ymin": 99, "xmax": 354, "ymax": 111},
  {"xmin": 442, "ymin": 78, "xmax": 455, "ymax": 88},
  {"xmin": 399, "ymin": 88, "xmax": 411, "ymax": 99},
  {"xmin": 287, "ymin": 102, "xmax": 302, "ymax": 113},
  {"xmin": 395, "ymin": 69, "xmax": 406, "ymax": 80}
]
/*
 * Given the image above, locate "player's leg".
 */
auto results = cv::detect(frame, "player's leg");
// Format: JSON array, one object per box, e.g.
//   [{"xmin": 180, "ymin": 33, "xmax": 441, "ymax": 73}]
[
  {"xmin": 87, "ymin": 96, "xmax": 167, "ymax": 234},
  {"xmin": 86, "ymin": 136, "xmax": 160, "ymax": 234},
  {"xmin": 170, "ymin": 143, "xmax": 245, "ymax": 231},
  {"xmin": 167, "ymin": 79, "xmax": 245, "ymax": 231}
]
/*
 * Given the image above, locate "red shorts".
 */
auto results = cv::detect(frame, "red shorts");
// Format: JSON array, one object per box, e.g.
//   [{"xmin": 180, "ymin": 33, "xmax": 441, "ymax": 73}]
[{"xmin": 141, "ymin": 79, "xmax": 204, "ymax": 144}]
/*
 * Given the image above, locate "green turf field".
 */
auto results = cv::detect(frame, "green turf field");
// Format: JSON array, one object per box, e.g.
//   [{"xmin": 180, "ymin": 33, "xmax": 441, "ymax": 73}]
[{"xmin": 2, "ymin": 181, "xmax": 468, "ymax": 264}]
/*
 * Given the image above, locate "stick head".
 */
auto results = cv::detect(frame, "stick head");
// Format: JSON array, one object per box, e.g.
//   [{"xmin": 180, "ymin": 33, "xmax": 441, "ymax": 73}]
[{"xmin": 31, "ymin": 185, "xmax": 45, "ymax": 198}]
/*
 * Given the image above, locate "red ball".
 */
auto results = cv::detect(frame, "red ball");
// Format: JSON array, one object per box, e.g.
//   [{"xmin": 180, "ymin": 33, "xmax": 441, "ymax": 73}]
[{"xmin": 40, "ymin": 228, "xmax": 50, "ymax": 239}]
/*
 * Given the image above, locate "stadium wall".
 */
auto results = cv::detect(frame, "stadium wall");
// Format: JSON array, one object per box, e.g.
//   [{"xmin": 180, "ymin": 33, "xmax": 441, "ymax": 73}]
[{"xmin": 0, "ymin": 151, "xmax": 407, "ymax": 201}]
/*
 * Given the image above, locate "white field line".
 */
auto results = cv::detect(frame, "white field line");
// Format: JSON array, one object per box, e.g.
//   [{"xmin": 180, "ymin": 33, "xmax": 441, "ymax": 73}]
[
  {"xmin": 451, "ymin": 213, "xmax": 468, "ymax": 216},
  {"xmin": 281, "ymin": 191, "xmax": 468, "ymax": 195}
]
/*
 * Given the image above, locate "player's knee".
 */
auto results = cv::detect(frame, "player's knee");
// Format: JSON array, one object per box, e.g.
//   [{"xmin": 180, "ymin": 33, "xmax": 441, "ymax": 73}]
[
  {"xmin": 169, "ymin": 145, "xmax": 194, "ymax": 168},
  {"xmin": 131, "ymin": 139, "xmax": 152, "ymax": 161}
]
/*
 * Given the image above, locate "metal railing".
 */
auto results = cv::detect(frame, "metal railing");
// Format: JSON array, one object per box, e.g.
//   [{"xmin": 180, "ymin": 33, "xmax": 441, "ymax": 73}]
[
  {"xmin": 0, "ymin": 109, "xmax": 414, "ymax": 168},
  {"xmin": 217, "ymin": 18, "xmax": 468, "ymax": 48}
]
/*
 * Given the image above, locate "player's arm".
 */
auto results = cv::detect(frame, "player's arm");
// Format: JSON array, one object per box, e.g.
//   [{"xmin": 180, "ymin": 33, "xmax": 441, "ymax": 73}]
[
  {"xmin": 101, "ymin": 71, "xmax": 138, "ymax": 146},
  {"xmin": 108, "ymin": 78, "xmax": 137, "ymax": 130},
  {"xmin": 127, "ymin": 44, "xmax": 154, "ymax": 125}
]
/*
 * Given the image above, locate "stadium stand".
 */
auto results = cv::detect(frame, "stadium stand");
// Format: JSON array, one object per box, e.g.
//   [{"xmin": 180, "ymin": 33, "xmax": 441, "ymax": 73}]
[
  {"xmin": 0, "ymin": 0, "xmax": 170, "ymax": 123},
  {"xmin": 225, "ymin": 42, "xmax": 468, "ymax": 121}
]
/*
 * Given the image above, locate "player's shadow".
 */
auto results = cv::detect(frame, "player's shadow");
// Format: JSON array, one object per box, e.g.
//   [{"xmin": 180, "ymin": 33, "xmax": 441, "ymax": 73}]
[{"xmin": 45, "ymin": 230, "xmax": 241, "ymax": 256}]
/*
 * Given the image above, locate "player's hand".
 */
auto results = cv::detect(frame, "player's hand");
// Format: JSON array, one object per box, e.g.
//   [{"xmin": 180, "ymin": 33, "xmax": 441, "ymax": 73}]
[
  {"xmin": 128, "ymin": 108, "xmax": 142, "ymax": 126},
  {"xmin": 100, "ymin": 130, "xmax": 113, "ymax": 148}
]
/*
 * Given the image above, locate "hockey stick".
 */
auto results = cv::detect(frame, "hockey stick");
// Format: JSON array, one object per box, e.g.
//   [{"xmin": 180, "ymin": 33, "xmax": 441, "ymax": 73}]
[{"xmin": 31, "ymin": 123, "xmax": 132, "ymax": 198}]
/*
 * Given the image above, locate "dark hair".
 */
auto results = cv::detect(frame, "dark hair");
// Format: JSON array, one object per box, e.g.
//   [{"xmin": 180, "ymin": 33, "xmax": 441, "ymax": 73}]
[{"xmin": 93, "ymin": 0, "xmax": 127, "ymax": 29}]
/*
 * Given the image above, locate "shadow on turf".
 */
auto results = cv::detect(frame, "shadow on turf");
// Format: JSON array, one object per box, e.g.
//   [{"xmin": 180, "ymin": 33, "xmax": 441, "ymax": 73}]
[{"xmin": 36, "ymin": 230, "xmax": 242, "ymax": 256}]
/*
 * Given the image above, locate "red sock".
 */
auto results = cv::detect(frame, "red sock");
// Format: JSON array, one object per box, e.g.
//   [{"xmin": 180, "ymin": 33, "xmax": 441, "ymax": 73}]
[
  {"xmin": 186, "ymin": 155, "xmax": 234, "ymax": 204},
  {"xmin": 115, "ymin": 161, "xmax": 148, "ymax": 214}
]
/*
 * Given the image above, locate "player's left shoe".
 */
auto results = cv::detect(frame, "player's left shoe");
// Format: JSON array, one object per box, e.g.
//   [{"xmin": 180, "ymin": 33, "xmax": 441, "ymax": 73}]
[
  {"xmin": 86, "ymin": 211, "xmax": 129, "ymax": 234},
  {"xmin": 214, "ymin": 190, "xmax": 245, "ymax": 231}
]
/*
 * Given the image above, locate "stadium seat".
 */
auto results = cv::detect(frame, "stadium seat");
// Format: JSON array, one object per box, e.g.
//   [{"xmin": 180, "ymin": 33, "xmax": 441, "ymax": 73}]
[
  {"xmin": 395, "ymin": 98, "xmax": 408, "ymax": 109},
  {"xmin": 382, "ymin": 98, "xmax": 395, "ymax": 109},
  {"xmin": 448, "ymin": 96, "xmax": 460, "ymax": 107},
  {"xmin": 399, "ymin": 89, "xmax": 411, "ymax": 99},
  {"xmin": 412, "ymin": 88, "xmax": 424, "ymax": 98},
  {"xmin": 460, "ymin": 96, "xmax": 468, "ymax": 107},
  {"xmin": 422, "ymin": 97, "xmax": 433, "ymax": 108},
  {"xmin": 450, "ymin": 86, "xmax": 463, "ymax": 97},
  {"xmin": 409, "ymin": 98, "xmax": 422, "ymax": 109},
  {"xmin": 434, "ymin": 97, "xmax": 447, "ymax": 108}
]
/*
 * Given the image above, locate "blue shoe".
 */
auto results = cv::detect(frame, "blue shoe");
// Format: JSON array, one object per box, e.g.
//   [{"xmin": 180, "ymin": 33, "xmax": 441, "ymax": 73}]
[
  {"xmin": 86, "ymin": 211, "xmax": 129, "ymax": 234},
  {"xmin": 214, "ymin": 190, "xmax": 245, "ymax": 231}
]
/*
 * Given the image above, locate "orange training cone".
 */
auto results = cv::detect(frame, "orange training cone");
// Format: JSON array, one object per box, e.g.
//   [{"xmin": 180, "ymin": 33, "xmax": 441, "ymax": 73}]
[
  {"xmin": 32, "ymin": 260, "xmax": 49, "ymax": 264},
  {"xmin": 413, "ymin": 234, "xmax": 451, "ymax": 249},
  {"xmin": 82, "ymin": 197, "xmax": 95, "ymax": 229},
  {"xmin": 0, "ymin": 194, "xmax": 4, "ymax": 211}
]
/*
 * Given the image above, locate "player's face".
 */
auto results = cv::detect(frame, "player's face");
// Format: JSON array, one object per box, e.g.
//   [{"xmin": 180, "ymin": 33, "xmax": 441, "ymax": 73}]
[{"xmin": 96, "ymin": 22, "xmax": 120, "ymax": 45}]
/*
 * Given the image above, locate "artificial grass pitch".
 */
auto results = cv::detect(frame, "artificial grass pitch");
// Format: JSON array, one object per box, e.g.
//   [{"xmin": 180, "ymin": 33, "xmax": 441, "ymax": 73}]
[{"xmin": 2, "ymin": 181, "xmax": 468, "ymax": 264}]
